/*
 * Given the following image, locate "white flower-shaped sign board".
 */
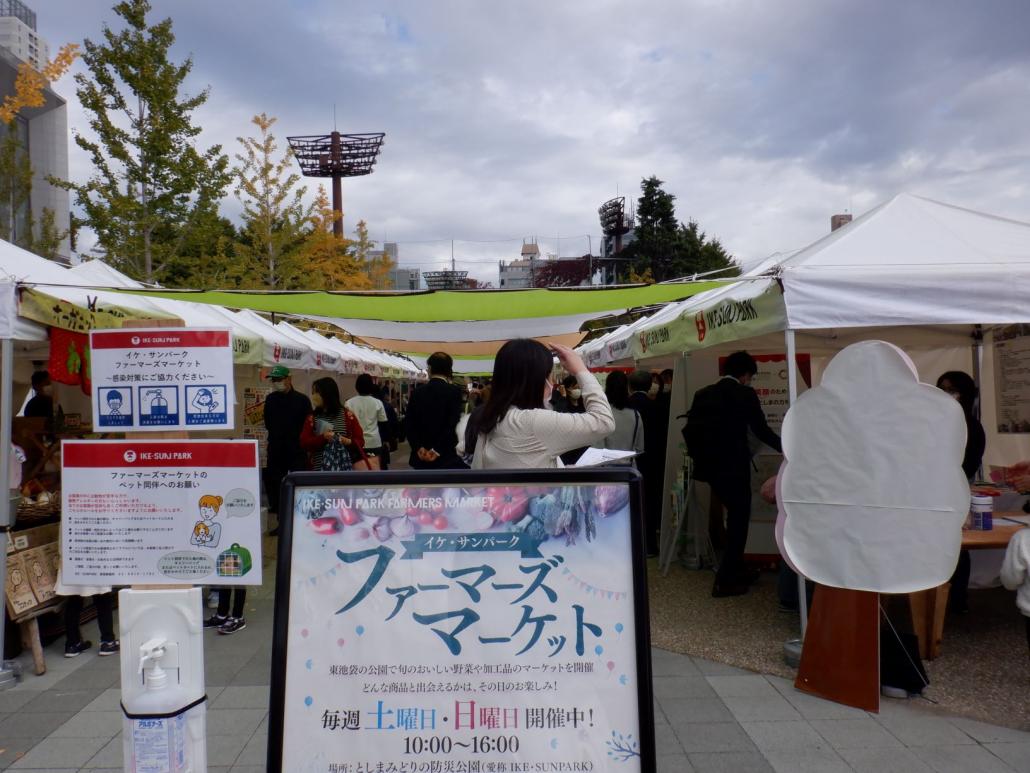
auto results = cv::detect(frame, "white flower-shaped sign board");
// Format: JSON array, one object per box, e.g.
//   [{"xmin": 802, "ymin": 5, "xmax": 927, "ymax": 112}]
[{"xmin": 776, "ymin": 341, "xmax": 969, "ymax": 594}]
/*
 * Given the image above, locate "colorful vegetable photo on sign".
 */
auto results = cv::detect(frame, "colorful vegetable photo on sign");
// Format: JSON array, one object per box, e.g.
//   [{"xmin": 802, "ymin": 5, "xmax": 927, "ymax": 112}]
[{"xmin": 271, "ymin": 471, "xmax": 653, "ymax": 772}]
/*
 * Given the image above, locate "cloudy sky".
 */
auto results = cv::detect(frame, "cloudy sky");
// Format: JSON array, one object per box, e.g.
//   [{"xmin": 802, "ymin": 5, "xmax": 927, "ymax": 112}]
[{"xmin": 39, "ymin": 0, "xmax": 1030, "ymax": 285}]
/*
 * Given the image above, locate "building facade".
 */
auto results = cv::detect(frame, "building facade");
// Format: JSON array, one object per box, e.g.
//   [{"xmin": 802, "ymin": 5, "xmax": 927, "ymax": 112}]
[
  {"xmin": 0, "ymin": 0, "xmax": 70, "ymax": 262},
  {"xmin": 498, "ymin": 242, "xmax": 541, "ymax": 289}
]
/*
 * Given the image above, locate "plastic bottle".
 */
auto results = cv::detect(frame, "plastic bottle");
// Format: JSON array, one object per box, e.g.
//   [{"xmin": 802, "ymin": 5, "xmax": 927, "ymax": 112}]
[
  {"xmin": 128, "ymin": 639, "xmax": 188, "ymax": 773},
  {"xmin": 970, "ymin": 495, "xmax": 993, "ymax": 531}
]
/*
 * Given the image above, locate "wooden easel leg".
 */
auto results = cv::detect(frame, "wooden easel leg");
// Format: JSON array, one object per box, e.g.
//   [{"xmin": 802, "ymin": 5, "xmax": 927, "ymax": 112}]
[
  {"xmin": 795, "ymin": 585, "xmax": 879, "ymax": 712},
  {"xmin": 20, "ymin": 618, "xmax": 45, "ymax": 676}
]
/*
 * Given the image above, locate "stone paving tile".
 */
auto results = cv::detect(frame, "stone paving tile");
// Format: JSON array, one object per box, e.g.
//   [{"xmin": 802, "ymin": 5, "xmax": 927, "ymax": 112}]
[
  {"xmin": 48, "ymin": 667, "xmax": 120, "ymax": 691},
  {"xmin": 654, "ymin": 723, "xmax": 684, "ymax": 756},
  {"xmin": 206, "ymin": 707, "xmax": 267, "ymax": 737},
  {"xmin": 721, "ymin": 694, "xmax": 802, "ymax": 722},
  {"xmin": 0, "ymin": 711, "xmax": 76, "ymax": 740},
  {"xmin": 706, "ymin": 674, "xmax": 779, "ymax": 699},
  {"xmin": 7, "ymin": 736, "xmax": 106, "ymax": 769},
  {"xmin": 234, "ymin": 732, "xmax": 268, "ymax": 767},
  {"xmin": 691, "ymin": 658, "xmax": 752, "ymax": 677},
  {"xmin": 762, "ymin": 746, "xmax": 852, "ymax": 773},
  {"xmin": 19, "ymin": 690, "xmax": 101, "ymax": 715},
  {"xmin": 687, "ymin": 750, "xmax": 775, "ymax": 772},
  {"xmin": 81, "ymin": 735, "xmax": 122, "ymax": 769},
  {"xmin": 838, "ymin": 746, "xmax": 936, "ymax": 772},
  {"xmin": 739, "ymin": 719, "xmax": 830, "ymax": 751},
  {"xmin": 911, "ymin": 744, "xmax": 1018, "ymax": 773},
  {"xmin": 48, "ymin": 710, "xmax": 122, "ymax": 739},
  {"xmin": 227, "ymin": 766, "xmax": 263, "ymax": 773},
  {"xmin": 660, "ymin": 697, "xmax": 735, "ymax": 725},
  {"xmin": 949, "ymin": 717, "xmax": 1030, "ymax": 744},
  {"xmin": 0, "ymin": 691, "xmax": 37, "ymax": 713},
  {"xmin": 652, "ymin": 675, "xmax": 717, "ymax": 700},
  {"xmin": 651, "ymin": 648, "xmax": 702, "ymax": 677},
  {"xmin": 0, "ymin": 739, "xmax": 39, "ymax": 769},
  {"xmin": 875, "ymin": 711, "xmax": 978, "ymax": 747},
  {"xmin": 210, "ymin": 685, "xmax": 270, "ymax": 710},
  {"xmin": 78, "ymin": 690, "xmax": 121, "ymax": 713},
  {"xmin": 985, "ymin": 743, "xmax": 1030, "ymax": 771},
  {"xmin": 809, "ymin": 717, "xmax": 905, "ymax": 750},
  {"xmin": 672, "ymin": 721, "xmax": 759, "ymax": 754},
  {"xmin": 657, "ymin": 753, "xmax": 695, "ymax": 772},
  {"xmin": 766, "ymin": 675, "xmax": 870, "ymax": 720},
  {"xmin": 205, "ymin": 734, "xmax": 252, "ymax": 768}
]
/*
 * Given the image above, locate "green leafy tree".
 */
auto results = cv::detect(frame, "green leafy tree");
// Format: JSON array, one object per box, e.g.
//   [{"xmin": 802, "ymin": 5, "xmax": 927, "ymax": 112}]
[
  {"xmin": 233, "ymin": 112, "xmax": 313, "ymax": 289},
  {"xmin": 622, "ymin": 176, "xmax": 737, "ymax": 281},
  {"xmin": 159, "ymin": 201, "xmax": 238, "ymax": 287},
  {"xmin": 53, "ymin": 0, "xmax": 230, "ymax": 282}
]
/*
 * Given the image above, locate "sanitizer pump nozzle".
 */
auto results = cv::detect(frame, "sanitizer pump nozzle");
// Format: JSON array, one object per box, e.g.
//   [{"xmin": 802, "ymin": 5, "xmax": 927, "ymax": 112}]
[{"xmin": 138, "ymin": 637, "xmax": 168, "ymax": 691}]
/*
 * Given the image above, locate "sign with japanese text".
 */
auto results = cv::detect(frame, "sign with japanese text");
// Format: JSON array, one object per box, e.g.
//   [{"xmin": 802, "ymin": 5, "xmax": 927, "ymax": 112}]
[
  {"xmin": 994, "ymin": 324, "xmax": 1030, "ymax": 433},
  {"xmin": 269, "ymin": 470, "xmax": 655, "ymax": 772},
  {"xmin": 60, "ymin": 440, "xmax": 262, "ymax": 586},
  {"xmin": 89, "ymin": 328, "xmax": 235, "ymax": 431}
]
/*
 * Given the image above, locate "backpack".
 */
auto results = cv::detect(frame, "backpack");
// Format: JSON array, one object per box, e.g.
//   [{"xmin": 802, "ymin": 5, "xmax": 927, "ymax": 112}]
[{"xmin": 683, "ymin": 383, "xmax": 730, "ymax": 479}]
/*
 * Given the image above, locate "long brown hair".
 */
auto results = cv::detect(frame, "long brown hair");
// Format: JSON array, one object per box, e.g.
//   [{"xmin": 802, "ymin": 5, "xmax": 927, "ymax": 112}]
[{"xmin": 471, "ymin": 339, "xmax": 552, "ymax": 436}]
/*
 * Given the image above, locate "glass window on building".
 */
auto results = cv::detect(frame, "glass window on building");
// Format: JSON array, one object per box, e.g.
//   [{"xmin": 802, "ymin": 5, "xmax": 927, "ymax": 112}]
[{"xmin": 0, "ymin": 116, "xmax": 31, "ymax": 244}]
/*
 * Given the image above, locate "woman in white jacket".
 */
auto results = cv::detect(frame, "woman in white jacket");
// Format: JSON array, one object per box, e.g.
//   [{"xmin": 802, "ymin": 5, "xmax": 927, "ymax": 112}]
[{"xmin": 471, "ymin": 340, "xmax": 615, "ymax": 469}]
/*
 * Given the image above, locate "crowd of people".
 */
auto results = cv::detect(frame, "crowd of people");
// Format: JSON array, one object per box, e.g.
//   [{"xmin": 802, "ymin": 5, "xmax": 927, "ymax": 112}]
[{"xmin": 21, "ymin": 335, "xmax": 1028, "ymax": 658}]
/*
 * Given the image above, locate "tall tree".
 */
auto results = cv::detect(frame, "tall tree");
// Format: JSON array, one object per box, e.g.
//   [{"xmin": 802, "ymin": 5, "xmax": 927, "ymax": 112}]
[
  {"xmin": 54, "ymin": 0, "xmax": 229, "ymax": 282},
  {"xmin": 297, "ymin": 188, "xmax": 371, "ymax": 290},
  {"xmin": 233, "ymin": 112, "xmax": 313, "ymax": 289},
  {"xmin": 623, "ymin": 176, "xmax": 736, "ymax": 281},
  {"xmin": 353, "ymin": 220, "xmax": 395, "ymax": 289}
]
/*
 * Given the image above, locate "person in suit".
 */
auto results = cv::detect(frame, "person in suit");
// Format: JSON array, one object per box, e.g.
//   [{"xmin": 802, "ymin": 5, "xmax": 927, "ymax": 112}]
[
  {"xmin": 629, "ymin": 370, "xmax": 663, "ymax": 556},
  {"xmin": 405, "ymin": 351, "xmax": 467, "ymax": 469},
  {"xmin": 690, "ymin": 351, "xmax": 782, "ymax": 597}
]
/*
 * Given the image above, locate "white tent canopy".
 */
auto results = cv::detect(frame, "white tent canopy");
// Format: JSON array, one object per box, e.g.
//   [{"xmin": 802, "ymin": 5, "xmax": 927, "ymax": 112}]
[{"xmin": 630, "ymin": 194, "xmax": 1030, "ymax": 361}]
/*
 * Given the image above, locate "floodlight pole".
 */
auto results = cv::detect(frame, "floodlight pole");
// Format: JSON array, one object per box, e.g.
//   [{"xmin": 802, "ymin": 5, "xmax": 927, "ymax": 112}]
[{"xmin": 331, "ymin": 131, "xmax": 344, "ymax": 239}]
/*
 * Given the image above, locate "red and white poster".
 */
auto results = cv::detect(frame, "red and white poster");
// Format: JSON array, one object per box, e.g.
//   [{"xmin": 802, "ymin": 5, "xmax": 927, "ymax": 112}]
[
  {"xmin": 89, "ymin": 328, "xmax": 235, "ymax": 432},
  {"xmin": 61, "ymin": 440, "xmax": 262, "ymax": 586}
]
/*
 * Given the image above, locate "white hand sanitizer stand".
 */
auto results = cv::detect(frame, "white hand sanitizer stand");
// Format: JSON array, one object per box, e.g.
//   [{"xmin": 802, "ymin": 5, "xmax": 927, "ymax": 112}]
[{"xmin": 120, "ymin": 588, "xmax": 207, "ymax": 773}]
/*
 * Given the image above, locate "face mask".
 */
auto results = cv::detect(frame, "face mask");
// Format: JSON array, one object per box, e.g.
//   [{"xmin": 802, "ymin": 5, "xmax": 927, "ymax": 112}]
[
  {"xmin": 569, "ymin": 388, "xmax": 582, "ymax": 400},
  {"xmin": 648, "ymin": 383, "xmax": 659, "ymax": 397},
  {"xmin": 39, "ymin": 385, "xmax": 52, "ymax": 396},
  {"xmin": 312, "ymin": 393, "xmax": 323, "ymax": 408},
  {"xmin": 544, "ymin": 381, "xmax": 554, "ymax": 405},
  {"xmin": 271, "ymin": 381, "xmax": 286, "ymax": 393}
]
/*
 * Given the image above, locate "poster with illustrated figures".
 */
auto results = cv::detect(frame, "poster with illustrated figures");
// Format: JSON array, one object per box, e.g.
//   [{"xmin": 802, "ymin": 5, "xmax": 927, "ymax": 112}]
[
  {"xmin": 60, "ymin": 440, "xmax": 261, "ymax": 586},
  {"xmin": 270, "ymin": 473, "xmax": 655, "ymax": 772},
  {"xmin": 89, "ymin": 328, "xmax": 235, "ymax": 432}
]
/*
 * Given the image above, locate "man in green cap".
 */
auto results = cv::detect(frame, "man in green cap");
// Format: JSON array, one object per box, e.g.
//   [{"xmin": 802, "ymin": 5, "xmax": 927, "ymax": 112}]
[{"xmin": 263, "ymin": 366, "xmax": 311, "ymax": 536}]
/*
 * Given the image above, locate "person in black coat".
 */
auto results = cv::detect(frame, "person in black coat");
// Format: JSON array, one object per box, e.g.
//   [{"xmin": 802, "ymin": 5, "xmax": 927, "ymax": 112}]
[
  {"xmin": 263, "ymin": 366, "xmax": 312, "ymax": 535},
  {"xmin": 629, "ymin": 370, "xmax": 664, "ymax": 556},
  {"xmin": 937, "ymin": 370, "xmax": 986, "ymax": 614},
  {"xmin": 688, "ymin": 351, "xmax": 782, "ymax": 597},
  {"xmin": 405, "ymin": 352, "xmax": 467, "ymax": 469}
]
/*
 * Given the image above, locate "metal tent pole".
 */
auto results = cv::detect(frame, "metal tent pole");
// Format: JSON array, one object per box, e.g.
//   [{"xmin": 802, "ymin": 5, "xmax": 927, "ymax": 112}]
[
  {"xmin": 785, "ymin": 328, "xmax": 808, "ymax": 637},
  {"xmin": 0, "ymin": 337, "xmax": 17, "ymax": 689}
]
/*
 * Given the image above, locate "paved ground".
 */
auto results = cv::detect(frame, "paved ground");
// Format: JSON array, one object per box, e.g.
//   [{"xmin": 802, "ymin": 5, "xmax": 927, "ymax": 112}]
[{"xmin": 2, "ymin": 578, "xmax": 1029, "ymax": 772}]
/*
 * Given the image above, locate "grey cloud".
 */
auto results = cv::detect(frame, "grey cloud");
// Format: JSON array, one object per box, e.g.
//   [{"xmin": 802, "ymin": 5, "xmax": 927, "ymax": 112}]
[{"xmin": 37, "ymin": 0, "xmax": 1030, "ymax": 282}]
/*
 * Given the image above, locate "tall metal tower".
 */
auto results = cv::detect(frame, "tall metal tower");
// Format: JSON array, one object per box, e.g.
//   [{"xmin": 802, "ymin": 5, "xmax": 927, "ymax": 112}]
[{"xmin": 286, "ymin": 131, "xmax": 385, "ymax": 238}]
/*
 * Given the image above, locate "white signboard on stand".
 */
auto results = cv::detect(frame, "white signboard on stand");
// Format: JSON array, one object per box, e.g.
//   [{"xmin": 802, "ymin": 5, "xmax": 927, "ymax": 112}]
[
  {"xmin": 61, "ymin": 440, "xmax": 262, "ymax": 586},
  {"xmin": 89, "ymin": 328, "xmax": 235, "ymax": 431},
  {"xmin": 269, "ymin": 469, "xmax": 656, "ymax": 772}
]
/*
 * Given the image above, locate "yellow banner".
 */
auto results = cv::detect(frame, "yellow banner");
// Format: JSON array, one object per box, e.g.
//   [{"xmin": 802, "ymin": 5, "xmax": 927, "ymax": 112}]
[{"xmin": 19, "ymin": 288, "xmax": 178, "ymax": 333}]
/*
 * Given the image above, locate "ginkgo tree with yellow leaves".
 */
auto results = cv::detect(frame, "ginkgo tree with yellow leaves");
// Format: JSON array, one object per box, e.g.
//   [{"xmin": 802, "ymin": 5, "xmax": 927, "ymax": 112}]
[
  {"xmin": 0, "ymin": 42, "xmax": 78, "ymax": 257},
  {"xmin": 232, "ymin": 112, "xmax": 394, "ymax": 291}
]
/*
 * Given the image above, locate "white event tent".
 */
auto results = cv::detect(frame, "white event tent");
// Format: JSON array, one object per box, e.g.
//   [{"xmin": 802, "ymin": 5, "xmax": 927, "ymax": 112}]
[{"xmin": 595, "ymin": 194, "xmax": 1030, "ymax": 595}]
